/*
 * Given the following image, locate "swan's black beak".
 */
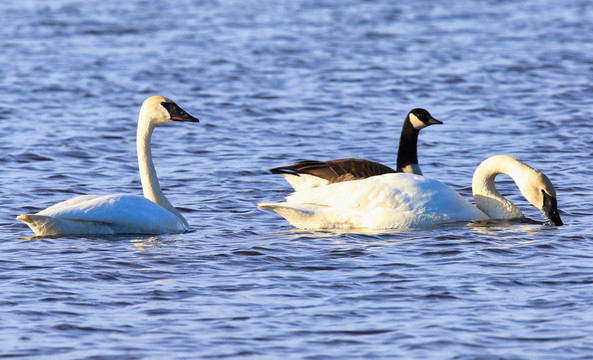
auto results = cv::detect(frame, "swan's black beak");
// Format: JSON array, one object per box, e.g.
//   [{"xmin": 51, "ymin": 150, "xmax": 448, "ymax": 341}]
[
  {"xmin": 162, "ymin": 102, "xmax": 199, "ymax": 123},
  {"xmin": 542, "ymin": 190, "xmax": 563, "ymax": 226},
  {"xmin": 428, "ymin": 116, "xmax": 443, "ymax": 126}
]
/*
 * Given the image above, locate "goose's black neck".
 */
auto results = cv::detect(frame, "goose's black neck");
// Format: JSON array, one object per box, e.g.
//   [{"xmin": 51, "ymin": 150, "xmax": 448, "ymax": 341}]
[{"xmin": 396, "ymin": 116, "xmax": 419, "ymax": 172}]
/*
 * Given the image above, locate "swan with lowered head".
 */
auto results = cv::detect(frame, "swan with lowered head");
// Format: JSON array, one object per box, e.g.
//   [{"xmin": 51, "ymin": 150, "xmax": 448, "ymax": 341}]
[
  {"xmin": 258, "ymin": 155, "xmax": 563, "ymax": 230},
  {"xmin": 269, "ymin": 108, "xmax": 442, "ymax": 191},
  {"xmin": 17, "ymin": 96, "xmax": 199, "ymax": 236}
]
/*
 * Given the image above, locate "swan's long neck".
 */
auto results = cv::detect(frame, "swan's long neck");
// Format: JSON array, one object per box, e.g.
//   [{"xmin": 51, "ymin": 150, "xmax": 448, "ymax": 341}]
[
  {"xmin": 471, "ymin": 156, "xmax": 526, "ymax": 219},
  {"xmin": 396, "ymin": 118, "xmax": 421, "ymax": 174},
  {"xmin": 137, "ymin": 117, "xmax": 189, "ymax": 228}
]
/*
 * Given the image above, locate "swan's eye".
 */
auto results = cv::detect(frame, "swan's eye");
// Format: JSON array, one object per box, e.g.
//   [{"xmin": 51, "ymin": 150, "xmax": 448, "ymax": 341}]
[{"xmin": 161, "ymin": 101, "xmax": 176, "ymax": 115}]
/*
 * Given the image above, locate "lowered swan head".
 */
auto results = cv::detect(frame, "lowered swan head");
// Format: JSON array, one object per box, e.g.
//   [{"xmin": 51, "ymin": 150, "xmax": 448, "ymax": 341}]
[
  {"xmin": 139, "ymin": 95, "xmax": 199, "ymax": 126},
  {"xmin": 472, "ymin": 155, "xmax": 563, "ymax": 226},
  {"xmin": 516, "ymin": 170, "xmax": 563, "ymax": 226}
]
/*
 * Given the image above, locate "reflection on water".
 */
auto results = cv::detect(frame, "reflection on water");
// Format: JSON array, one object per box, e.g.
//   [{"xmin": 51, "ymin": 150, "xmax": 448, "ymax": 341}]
[{"xmin": 129, "ymin": 236, "xmax": 180, "ymax": 252}]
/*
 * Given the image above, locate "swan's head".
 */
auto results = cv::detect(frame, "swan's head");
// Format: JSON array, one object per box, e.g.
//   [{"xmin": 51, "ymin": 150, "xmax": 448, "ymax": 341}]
[
  {"xmin": 140, "ymin": 96, "xmax": 199, "ymax": 125},
  {"xmin": 520, "ymin": 171, "xmax": 563, "ymax": 226},
  {"xmin": 407, "ymin": 108, "xmax": 443, "ymax": 130}
]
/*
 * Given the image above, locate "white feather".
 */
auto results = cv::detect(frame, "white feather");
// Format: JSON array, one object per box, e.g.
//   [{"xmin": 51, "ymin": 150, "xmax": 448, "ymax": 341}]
[{"xmin": 279, "ymin": 173, "xmax": 330, "ymax": 192}]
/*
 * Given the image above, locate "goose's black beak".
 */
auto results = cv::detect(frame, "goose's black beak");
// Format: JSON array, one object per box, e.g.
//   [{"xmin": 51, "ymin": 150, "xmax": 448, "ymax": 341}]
[
  {"xmin": 162, "ymin": 102, "xmax": 199, "ymax": 123},
  {"xmin": 428, "ymin": 117, "xmax": 443, "ymax": 126},
  {"xmin": 542, "ymin": 190, "xmax": 563, "ymax": 226}
]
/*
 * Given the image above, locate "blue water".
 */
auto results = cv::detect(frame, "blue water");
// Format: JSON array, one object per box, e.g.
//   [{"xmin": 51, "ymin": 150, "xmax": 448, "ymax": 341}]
[{"xmin": 2, "ymin": 0, "xmax": 593, "ymax": 358}]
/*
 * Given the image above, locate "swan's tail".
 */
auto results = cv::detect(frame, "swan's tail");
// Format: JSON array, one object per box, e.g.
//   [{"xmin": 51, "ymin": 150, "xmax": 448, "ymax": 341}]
[
  {"xmin": 258, "ymin": 201, "xmax": 316, "ymax": 214},
  {"xmin": 16, "ymin": 214, "xmax": 114, "ymax": 236},
  {"xmin": 258, "ymin": 202, "xmax": 339, "ymax": 229}
]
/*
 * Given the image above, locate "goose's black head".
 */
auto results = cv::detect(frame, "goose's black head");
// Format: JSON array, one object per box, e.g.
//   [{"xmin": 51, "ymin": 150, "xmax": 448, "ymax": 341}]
[{"xmin": 407, "ymin": 108, "xmax": 442, "ymax": 130}]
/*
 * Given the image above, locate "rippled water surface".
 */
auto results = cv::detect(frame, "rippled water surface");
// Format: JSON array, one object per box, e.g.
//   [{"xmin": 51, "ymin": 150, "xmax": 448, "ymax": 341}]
[{"xmin": 2, "ymin": 0, "xmax": 593, "ymax": 358}]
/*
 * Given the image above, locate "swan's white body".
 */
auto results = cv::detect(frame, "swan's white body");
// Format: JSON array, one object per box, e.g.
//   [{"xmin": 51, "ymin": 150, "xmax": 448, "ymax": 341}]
[
  {"xmin": 259, "ymin": 155, "xmax": 562, "ymax": 230},
  {"xmin": 260, "ymin": 173, "xmax": 487, "ymax": 229},
  {"xmin": 17, "ymin": 96, "xmax": 198, "ymax": 236},
  {"xmin": 18, "ymin": 194, "xmax": 187, "ymax": 236}
]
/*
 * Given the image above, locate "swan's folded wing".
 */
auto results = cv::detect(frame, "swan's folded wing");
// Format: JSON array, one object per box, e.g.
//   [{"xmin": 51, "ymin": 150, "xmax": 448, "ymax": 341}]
[{"xmin": 40, "ymin": 195, "xmax": 105, "ymax": 212}]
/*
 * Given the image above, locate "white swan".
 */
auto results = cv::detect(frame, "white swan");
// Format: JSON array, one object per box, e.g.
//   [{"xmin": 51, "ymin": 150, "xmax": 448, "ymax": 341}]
[
  {"xmin": 17, "ymin": 96, "xmax": 199, "ymax": 236},
  {"xmin": 258, "ymin": 155, "xmax": 563, "ymax": 230},
  {"xmin": 269, "ymin": 108, "xmax": 442, "ymax": 191}
]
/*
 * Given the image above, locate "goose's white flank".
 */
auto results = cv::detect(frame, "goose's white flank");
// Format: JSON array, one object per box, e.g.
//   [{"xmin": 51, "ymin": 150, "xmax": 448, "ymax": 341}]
[
  {"xmin": 17, "ymin": 96, "xmax": 199, "ymax": 236},
  {"xmin": 268, "ymin": 108, "xmax": 442, "ymax": 191},
  {"xmin": 259, "ymin": 155, "xmax": 563, "ymax": 230}
]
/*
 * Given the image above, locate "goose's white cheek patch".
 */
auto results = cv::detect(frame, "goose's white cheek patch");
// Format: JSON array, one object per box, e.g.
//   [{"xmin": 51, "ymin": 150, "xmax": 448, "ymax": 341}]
[{"xmin": 409, "ymin": 113, "xmax": 427, "ymax": 130}]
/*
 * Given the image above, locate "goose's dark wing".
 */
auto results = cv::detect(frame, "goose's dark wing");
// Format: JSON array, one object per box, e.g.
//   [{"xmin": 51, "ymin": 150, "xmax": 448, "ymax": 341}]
[{"xmin": 270, "ymin": 158, "xmax": 396, "ymax": 184}]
